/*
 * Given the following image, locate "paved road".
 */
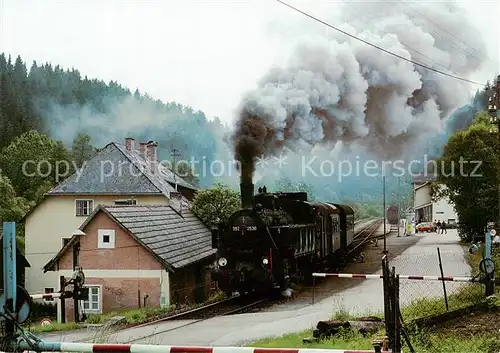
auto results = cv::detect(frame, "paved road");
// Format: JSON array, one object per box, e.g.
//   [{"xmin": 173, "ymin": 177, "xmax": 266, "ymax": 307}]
[{"xmin": 42, "ymin": 229, "xmax": 471, "ymax": 347}]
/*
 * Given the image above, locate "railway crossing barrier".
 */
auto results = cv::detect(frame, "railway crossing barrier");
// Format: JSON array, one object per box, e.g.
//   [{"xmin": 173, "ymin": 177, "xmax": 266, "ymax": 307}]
[
  {"xmin": 15, "ymin": 342, "xmax": 391, "ymax": 353},
  {"xmin": 1, "ymin": 222, "xmax": 389, "ymax": 353},
  {"xmin": 312, "ymin": 273, "xmax": 477, "ymax": 282},
  {"xmin": 29, "ymin": 292, "xmax": 73, "ymax": 300}
]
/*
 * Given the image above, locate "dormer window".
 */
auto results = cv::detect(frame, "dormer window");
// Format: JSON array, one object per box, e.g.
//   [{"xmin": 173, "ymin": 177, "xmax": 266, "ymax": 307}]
[{"xmin": 114, "ymin": 199, "xmax": 137, "ymax": 205}]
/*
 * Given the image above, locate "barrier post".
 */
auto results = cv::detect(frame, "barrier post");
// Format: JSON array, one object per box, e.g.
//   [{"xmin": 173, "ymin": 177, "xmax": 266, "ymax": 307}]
[
  {"xmin": 437, "ymin": 247, "xmax": 449, "ymax": 311},
  {"xmin": 312, "ymin": 275, "xmax": 315, "ymax": 305},
  {"xmin": 2, "ymin": 222, "xmax": 16, "ymax": 338},
  {"xmin": 60, "ymin": 275, "xmax": 66, "ymax": 323},
  {"xmin": 381, "ymin": 256, "xmax": 392, "ymax": 348}
]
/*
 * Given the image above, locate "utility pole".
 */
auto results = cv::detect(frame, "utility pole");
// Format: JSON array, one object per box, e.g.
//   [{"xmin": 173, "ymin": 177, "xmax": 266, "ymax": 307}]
[
  {"xmin": 170, "ymin": 148, "xmax": 180, "ymax": 192},
  {"xmin": 487, "ymin": 75, "xmax": 500, "ymax": 297},
  {"xmin": 488, "ymin": 75, "xmax": 500, "ymax": 228},
  {"xmin": 397, "ymin": 177, "xmax": 400, "ymax": 237},
  {"xmin": 383, "ymin": 175, "xmax": 388, "ymax": 254}
]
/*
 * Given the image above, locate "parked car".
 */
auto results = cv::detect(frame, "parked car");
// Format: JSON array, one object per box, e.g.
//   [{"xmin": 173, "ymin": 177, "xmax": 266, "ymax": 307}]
[{"xmin": 416, "ymin": 222, "xmax": 436, "ymax": 233}]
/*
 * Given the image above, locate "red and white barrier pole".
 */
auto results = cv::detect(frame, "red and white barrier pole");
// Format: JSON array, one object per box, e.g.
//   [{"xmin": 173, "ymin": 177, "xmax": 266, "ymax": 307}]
[
  {"xmin": 30, "ymin": 292, "xmax": 63, "ymax": 300},
  {"xmin": 312, "ymin": 272, "xmax": 476, "ymax": 282},
  {"xmin": 18, "ymin": 341, "xmax": 389, "ymax": 353}
]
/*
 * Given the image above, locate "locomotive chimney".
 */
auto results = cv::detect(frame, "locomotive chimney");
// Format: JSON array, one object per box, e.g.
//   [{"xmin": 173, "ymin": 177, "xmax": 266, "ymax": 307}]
[{"xmin": 240, "ymin": 183, "xmax": 254, "ymax": 209}]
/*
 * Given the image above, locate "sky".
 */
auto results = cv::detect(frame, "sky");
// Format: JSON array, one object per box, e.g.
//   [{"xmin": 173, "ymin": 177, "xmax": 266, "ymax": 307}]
[{"xmin": 1, "ymin": 0, "xmax": 499, "ymax": 126}]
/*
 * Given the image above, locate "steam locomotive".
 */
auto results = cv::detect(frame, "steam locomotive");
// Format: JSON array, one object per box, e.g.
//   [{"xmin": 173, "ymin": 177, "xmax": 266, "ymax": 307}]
[{"xmin": 211, "ymin": 183, "xmax": 355, "ymax": 297}]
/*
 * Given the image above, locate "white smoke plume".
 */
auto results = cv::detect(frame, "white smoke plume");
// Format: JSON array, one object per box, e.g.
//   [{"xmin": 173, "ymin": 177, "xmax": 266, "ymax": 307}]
[{"xmin": 232, "ymin": 0, "xmax": 487, "ymax": 182}]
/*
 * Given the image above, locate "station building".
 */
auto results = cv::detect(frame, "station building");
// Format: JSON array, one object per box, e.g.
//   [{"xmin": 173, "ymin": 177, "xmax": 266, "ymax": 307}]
[{"xmin": 412, "ymin": 175, "xmax": 459, "ymax": 225}]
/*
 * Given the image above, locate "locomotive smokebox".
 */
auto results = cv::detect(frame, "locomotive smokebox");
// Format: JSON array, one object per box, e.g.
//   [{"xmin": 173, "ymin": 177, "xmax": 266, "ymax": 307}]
[{"xmin": 240, "ymin": 183, "xmax": 254, "ymax": 209}]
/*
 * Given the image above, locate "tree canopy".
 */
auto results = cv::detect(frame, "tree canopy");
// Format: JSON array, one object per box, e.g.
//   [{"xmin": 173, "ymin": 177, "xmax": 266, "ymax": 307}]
[
  {"xmin": 191, "ymin": 183, "xmax": 240, "ymax": 228},
  {"xmin": 432, "ymin": 111, "xmax": 499, "ymax": 241},
  {"xmin": 71, "ymin": 133, "xmax": 94, "ymax": 168},
  {"xmin": 0, "ymin": 174, "xmax": 33, "ymax": 222},
  {"xmin": 0, "ymin": 130, "xmax": 72, "ymax": 202}
]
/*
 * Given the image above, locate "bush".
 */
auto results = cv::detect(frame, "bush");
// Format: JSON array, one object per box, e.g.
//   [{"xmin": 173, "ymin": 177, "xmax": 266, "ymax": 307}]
[{"xmin": 30, "ymin": 301, "xmax": 57, "ymax": 321}]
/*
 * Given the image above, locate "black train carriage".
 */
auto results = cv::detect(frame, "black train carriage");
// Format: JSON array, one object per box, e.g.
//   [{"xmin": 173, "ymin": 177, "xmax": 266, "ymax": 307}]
[
  {"xmin": 332, "ymin": 203, "xmax": 355, "ymax": 250},
  {"xmin": 212, "ymin": 184, "xmax": 357, "ymax": 297}
]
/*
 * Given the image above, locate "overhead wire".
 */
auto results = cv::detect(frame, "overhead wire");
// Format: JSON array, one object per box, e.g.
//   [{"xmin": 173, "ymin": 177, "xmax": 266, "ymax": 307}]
[
  {"xmin": 276, "ymin": 0, "xmax": 487, "ymax": 87},
  {"xmin": 396, "ymin": 0, "xmax": 486, "ymax": 61},
  {"xmin": 341, "ymin": 0, "xmax": 454, "ymax": 74}
]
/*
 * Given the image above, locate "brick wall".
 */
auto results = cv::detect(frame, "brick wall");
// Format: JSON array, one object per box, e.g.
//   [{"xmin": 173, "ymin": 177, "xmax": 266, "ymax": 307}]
[
  {"xmin": 169, "ymin": 263, "xmax": 213, "ymax": 305},
  {"xmin": 59, "ymin": 211, "xmax": 161, "ymax": 271},
  {"xmin": 64, "ymin": 277, "xmax": 160, "ymax": 322},
  {"xmin": 58, "ymin": 211, "xmax": 163, "ymax": 321}
]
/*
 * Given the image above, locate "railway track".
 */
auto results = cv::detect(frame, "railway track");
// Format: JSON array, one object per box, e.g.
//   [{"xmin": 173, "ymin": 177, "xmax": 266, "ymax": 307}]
[
  {"xmin": 122, "ymin": 296, "xmax": 268, "ymax": 344},
  {"xmin": 76, "ymin": 295, "xmax": 268, "ymax": 344},
  {"xmin": 349, "ymin": 218, "xmax": 384, "ymax": 254}
]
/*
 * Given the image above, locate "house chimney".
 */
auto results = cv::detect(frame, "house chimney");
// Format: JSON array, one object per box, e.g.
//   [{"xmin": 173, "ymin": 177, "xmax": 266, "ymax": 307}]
[
  {"xmin": 139, "ymin": 142, "xmax": 147, "ymax": 160},
  {"xmin": 125, "ymin": 137, "xmax": 135, "ymax": 152},
  {"xmin": 146, "ymin": 141, "xmax": 158, "ymax": 173}
]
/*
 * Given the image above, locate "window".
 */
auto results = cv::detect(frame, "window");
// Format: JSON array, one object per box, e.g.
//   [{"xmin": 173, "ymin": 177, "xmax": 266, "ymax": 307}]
[
  {"xmin": 76, "ymin": 200, "xmax": 93, "ymax": 216},
  {"xmin": 61, "ymin": 238, "xmax": 71, "ymax": 248},
  {"xmin": 82, "ymin": 286, "xmax": 101, "ymax": 313},
  {"xmin": 98, "ymin": 229, "xmax": 115, "ymax": 249},
  {"xmin": 44, "ymin": 288, "xmax": 54, "ymax": 302},
  {"xmin": 114, "ymin": 199, "xmax": 137, "ymax": 205}
]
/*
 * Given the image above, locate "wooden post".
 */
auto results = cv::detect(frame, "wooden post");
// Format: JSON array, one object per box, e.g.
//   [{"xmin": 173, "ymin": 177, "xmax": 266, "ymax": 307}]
[
  {"xmin": 399, "ymin": 310, "xmax": 416, "ymax": 353},
  {"xmin": 60, "ymin": 275, "xmax": 66, "ymax": 323},
  {"xmin": 382, "ymin": 256, "xmax": 392, "ymax": 347},
  {"xmin": 72, "ymin": 244, "xmax": 79, "ymax": 323},
  {"xmin": 437, "ymin": 247, "xmax": 449, "ymax": 311},
  {"xmin": 393, "ymin": 274, "xmax": 401, "ymax": 353},
  {"xmin": 388, "ymin": 266, "xmax": 397, "ymax": 350}
]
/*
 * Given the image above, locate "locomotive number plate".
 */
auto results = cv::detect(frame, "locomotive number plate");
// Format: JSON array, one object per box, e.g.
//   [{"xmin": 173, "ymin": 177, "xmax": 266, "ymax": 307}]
[{"xmin": 232, "ymin": 226, "xmax": 257, "ymax": 231}]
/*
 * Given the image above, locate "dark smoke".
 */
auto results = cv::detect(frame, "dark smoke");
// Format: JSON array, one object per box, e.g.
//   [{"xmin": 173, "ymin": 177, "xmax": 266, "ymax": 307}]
[
  {"xmin": 233, "ymin": 111, "xmax": 278, "ymax": 185},
  {"xmin": 232, "ymin": 1, "xmax": 487, "ymax": 183}
]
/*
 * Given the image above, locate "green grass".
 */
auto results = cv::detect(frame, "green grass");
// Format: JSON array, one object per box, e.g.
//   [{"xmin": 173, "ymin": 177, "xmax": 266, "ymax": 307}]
[
  {"xmin": 29, "ymin": 321, "xmax": 82, "ymax": 333},
  {"xmin": 401, "ymin": 283, "xmax": 485, "ymax": 321},
  {"xmin": 248, "ymin": 292, "xmax": 500, "ymax": 353},
  {"xmin": 249, "ymin": 329, "xmax": 500, "ymax": 353},
  {"xmin": 27, "ymin": 289, "xmax": 227, "ymax": 333},
  {"xmin": 251, "ymin": 329, "xmax": 377, "ymax": 350},
  {"xmin": 410, "ymin": 332, "xmax": 500, "ymax": 353}
]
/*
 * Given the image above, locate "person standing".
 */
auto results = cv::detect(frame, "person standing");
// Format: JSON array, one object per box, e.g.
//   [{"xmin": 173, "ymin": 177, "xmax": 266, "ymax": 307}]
[
  {"xmin": 441, "ymin": 221, "xmax": 447, "ymax": 234},
  {"xmin": 437, "ymin": 220, "xmax": 441, "ymax": 233}
]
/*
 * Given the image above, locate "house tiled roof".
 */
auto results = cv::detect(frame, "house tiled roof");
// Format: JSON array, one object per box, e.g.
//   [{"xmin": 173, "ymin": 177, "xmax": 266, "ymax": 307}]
[
  {"xmin": 43, "ymin": 204, "xmax": 216, "ymax": 272},
  {"xmin": 47, "ymin": 142, "xmax": 196, "ymax": 199},
  {"xmin": 102, "ymin": 205, "xmax": 215, "ymax": 269}
]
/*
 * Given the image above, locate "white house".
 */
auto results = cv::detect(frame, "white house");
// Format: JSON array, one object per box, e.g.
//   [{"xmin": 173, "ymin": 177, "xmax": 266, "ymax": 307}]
[{"xmin": 413, "ymin": 177, "xmax": 458, "ymax": 224}]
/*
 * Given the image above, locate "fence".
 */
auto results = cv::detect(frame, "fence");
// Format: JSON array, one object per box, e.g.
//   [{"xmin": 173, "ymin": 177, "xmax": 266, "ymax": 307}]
[
  {"xmin": 394, "ymin": 249, "xmax": 486, "ymax": 321},
  {"xmin": 310, "ymin": 247, "xmax": 491, "ymax": 322}
]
